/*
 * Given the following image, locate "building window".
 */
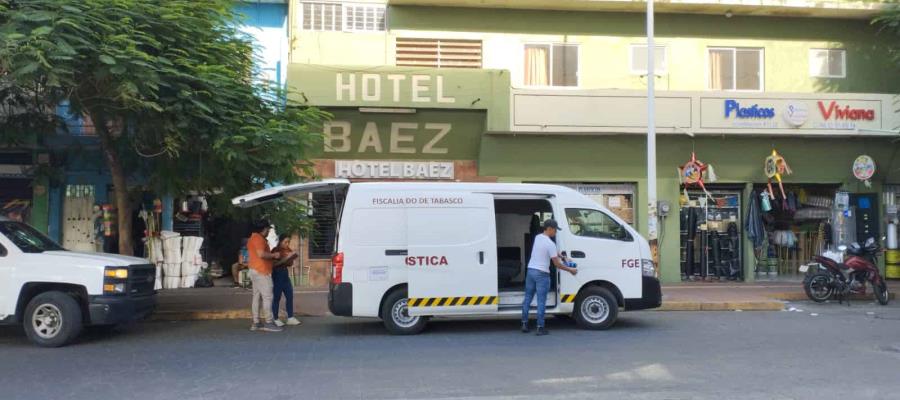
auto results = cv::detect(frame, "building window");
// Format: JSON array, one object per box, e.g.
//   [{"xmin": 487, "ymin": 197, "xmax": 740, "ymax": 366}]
[
  {"xmin": 524, "ymin": 44, "xmax": 578, "ymax": 87},
  {"xmin": 809, "ymin": 49, "xmax": 845, "ymax": 78},
  {"xmin": 708, "ymin": 47, "xmax": 763, "ymax": 91},
  {"xmin": 395, "ymin": 38, "xmax": 482, "ymax": 68},
  {"xmin": 630, "ymin": 44, "xmax": 667, "ymax": 75},
  {"xmin": 300, "ymin": 2, "xmax": 385, "ymax": 32}
]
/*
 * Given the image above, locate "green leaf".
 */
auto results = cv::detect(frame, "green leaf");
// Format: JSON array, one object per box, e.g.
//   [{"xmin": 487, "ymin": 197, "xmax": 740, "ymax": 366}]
[
  {"xmin": 31, "ymin": 26, "xmax": 53, "ymax": 36},
  {"xmin": 99, "ymin": 55, "xmax": 116, "ymax": 65}
]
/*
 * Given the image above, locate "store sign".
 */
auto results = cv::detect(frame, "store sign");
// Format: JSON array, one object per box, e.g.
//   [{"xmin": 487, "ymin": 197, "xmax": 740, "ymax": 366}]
[
  {"xmin": 782, "ymin": 102, "xmax": 809, "ymax": 127},
  {"xmin": 724, "ymin": 100, "xmax": 775, "ymax": 119},
  {"xmin": 699, "ymin": 97, "xmax": 883, "ymax": 132},
  {"xmin": 335, "ymin": 160, "xmax": 454, "ymax": 180},
  {"xmin": 336, "ymin": 73, "xmax": 456, "ymax": 104},
  {"xmin": 817, "ymin": 101, "xmax": 875, "ymax": 121}
]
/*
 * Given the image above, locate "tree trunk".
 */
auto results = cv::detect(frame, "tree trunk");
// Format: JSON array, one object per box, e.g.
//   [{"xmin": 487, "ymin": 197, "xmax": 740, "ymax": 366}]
[{"xmin": 93, "ymin": 114, "xmax": 134, "ymax": 256}]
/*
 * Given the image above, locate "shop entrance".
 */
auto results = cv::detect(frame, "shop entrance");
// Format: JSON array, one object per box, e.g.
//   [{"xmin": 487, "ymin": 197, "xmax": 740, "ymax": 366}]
[
  {"xmin": 679, "ymin": 187, "xmax": 743, "ymax": 281},
  {"xmin": 749, "ymin": 184, "xmax": 844, "ymax": 281},
  {"xmin": 61, "ymin": 184, "xmax": 97, "ymax": 252}
]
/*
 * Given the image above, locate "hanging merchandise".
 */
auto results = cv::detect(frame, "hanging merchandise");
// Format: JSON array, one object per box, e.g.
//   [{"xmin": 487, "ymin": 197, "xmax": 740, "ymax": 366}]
[
  {"xmin": 852, "ymin": 155, "xmax": 876, "ymax": 188},
  {"xmin": 764, "ymin": 149, "xmax": 793, "ymax": 203},
  {"xmin": 679, "ymin": 152, "xmax": 716, "ymax": 197},
  {"xmin": 102, "ymin": 204, "xmax": 115, "ymax": 237},
  {"xmin": 759, "ymin": 190, "xmax": 772, "ymax": 212},
  {"xmin": 746, "ymin": 189, "xmax": 765, "ymax": 249}
]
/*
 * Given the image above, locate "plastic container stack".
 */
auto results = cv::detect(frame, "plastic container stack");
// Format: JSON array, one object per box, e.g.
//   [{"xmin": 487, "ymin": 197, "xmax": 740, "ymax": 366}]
[
  {"xmin": 147, "ymin": 237, "xmax": 165, "ymax": 290},
  {"xmin": 179, "ymin": 236, "xmax": 205, "ymax": 288},
  {"xmin": 161, "ymin": 231, "xmax": 183, "ymax": 289}
]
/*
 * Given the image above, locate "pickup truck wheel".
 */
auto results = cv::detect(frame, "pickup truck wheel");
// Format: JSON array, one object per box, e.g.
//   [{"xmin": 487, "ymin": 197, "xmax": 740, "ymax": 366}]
[
  {"xmin": 23, "ymin": 291, "xmax": 83, "ymax": 347},
  {"xmin": 381, "ymin": 289, "xmax": 427, "ymax": 335},
  {"xmin": 574, "ymin": 287, "xmax": 618, "ymax": 330}
]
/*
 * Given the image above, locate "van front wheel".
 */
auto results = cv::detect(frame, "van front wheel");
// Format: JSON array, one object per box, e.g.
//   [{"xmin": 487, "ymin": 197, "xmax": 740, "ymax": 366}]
[
  {"xmin": 574, "ymin": 287, "xmax": 618, "ymax": 330},
  {"xmin": 382, "ymin": 289, "xmax": 427, "ymax": 335}
]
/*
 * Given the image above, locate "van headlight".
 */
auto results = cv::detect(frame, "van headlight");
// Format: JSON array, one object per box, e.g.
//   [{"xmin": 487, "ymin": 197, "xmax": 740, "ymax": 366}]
[{"xmin": 641, "ymin": 259, "xmax": 656, "ymax": 277}]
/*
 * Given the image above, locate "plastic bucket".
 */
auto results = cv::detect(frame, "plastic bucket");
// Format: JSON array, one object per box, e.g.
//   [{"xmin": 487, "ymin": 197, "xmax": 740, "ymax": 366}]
[
  {"xmin": 886, "ymin": 250, "xmax": 900, "ymax": 265},
  {"xmin": 886, "ymin": 264, "xmax": 900, "ymax": 280}
]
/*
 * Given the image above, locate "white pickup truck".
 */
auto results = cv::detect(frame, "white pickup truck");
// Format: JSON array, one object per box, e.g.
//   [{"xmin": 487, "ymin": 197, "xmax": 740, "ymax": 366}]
[{"xmin": 0, "ymin": 217, "xmax": 157, "ymax": 347}]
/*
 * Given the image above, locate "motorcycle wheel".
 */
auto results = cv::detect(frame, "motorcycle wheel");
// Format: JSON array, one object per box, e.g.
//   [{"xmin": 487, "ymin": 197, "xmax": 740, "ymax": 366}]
[
  {"xmin": 804, "ymin": 272, "xmax": 833, "ymax": 302},
  {"xmin": 874, "ymin": 279, "xmax": 889, "ymax": 305}
]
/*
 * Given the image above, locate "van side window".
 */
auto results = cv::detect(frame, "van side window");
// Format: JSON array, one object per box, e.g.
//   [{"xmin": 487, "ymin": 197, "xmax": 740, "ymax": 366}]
[
  {"xmin": 0, "ymin": 243, "xmax": 6, "ymax": 256},
  {"xmin": 565, "ymin": 208, "xmax": 632, "ymax": 242}
]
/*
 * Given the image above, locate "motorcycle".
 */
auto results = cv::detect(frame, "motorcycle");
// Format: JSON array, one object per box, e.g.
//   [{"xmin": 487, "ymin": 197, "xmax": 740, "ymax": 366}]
[{"xmin": 800, "ymin": 237, "xmax": 890, "ymax": 305}]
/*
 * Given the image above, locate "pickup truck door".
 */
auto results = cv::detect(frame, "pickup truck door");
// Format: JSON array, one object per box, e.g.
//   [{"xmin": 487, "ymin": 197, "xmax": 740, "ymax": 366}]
[{"xmin": 407, "ymin": 192, "xmax": 498, "ymax": 316}]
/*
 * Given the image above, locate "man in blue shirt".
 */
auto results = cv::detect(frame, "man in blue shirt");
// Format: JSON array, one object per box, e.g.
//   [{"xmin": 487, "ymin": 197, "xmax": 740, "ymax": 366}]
[{"xmin": 522, "ymin": 219, "xmax": 578, "ymax": 335}]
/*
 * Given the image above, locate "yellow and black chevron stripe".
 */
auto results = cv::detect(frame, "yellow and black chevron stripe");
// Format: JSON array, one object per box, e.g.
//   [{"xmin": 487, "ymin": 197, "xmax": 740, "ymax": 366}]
[
  {"xmin": 408, "ymin": 296, "xmax": 499, "ymax": 307},
  {"xmin": 560, "ymin": 294, "xmax": 577, "ymax": 303}
]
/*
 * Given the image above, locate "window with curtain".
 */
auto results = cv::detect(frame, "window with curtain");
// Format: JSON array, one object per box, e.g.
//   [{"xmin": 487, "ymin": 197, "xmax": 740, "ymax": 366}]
[
  {"xmin": 809, "ymin": 49, "xmax": 845, "ymax": 78},
  {"xmin": 708, "ymin": 47, "xmax": 762, "ymax": 91},
  {"xmin": 524, "ymin": 44, "xmax": 578, "ymax": 87}
]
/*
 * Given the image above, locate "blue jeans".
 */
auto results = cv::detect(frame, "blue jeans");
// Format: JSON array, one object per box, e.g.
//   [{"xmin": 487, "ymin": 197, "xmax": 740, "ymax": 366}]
[
  {"xmin": 521, "ymin": 268, "xmax": 551, "ymax": 327},
  {"xmin": 271, "ymin": 268, "xmax": 294, "ymax": 319}
]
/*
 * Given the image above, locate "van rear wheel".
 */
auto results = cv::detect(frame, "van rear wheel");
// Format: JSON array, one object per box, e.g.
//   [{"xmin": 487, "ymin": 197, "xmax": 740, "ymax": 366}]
[
  {"xmin": 574, "ymin": 287, "xmax": 618, "ymax": 330},
  {"xmin": 382, "ymin": 289, "xmax": 427, "ymax": 335}
]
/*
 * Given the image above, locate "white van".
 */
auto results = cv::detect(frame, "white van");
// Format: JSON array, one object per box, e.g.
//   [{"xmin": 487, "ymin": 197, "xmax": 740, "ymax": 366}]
[{"xmin": 233, "ymin": 179, "xmax": 661, "ymax": 334}]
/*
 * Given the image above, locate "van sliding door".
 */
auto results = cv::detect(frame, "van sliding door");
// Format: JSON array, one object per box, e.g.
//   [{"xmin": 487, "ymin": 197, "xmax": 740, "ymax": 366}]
[{"xmin": 407, "ymin": 192, "xmax": 499, "ymax": 316}]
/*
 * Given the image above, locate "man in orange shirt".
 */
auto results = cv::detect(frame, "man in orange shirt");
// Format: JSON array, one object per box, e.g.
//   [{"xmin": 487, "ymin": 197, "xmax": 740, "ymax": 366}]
[{"xmin": 247, "ymin": 219, "xmax": 286, "ymax": 332}]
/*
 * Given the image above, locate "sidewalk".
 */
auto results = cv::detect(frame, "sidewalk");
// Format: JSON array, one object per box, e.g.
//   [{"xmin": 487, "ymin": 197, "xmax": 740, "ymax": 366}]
[{"xmin": 151, "ymin": 281, "xmax": 900, "ymax": 321}]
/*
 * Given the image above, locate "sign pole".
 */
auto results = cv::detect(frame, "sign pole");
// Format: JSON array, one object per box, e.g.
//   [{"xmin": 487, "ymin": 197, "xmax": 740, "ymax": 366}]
[{"xmin": 646, "ymin": 0, "xmax": 659, "ymax": 261}]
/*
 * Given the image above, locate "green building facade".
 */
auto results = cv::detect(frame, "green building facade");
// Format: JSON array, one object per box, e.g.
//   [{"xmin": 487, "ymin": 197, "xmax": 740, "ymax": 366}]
[{"xmin": 288, "ymin": 0, "xmax": 900, "ymax": 283}]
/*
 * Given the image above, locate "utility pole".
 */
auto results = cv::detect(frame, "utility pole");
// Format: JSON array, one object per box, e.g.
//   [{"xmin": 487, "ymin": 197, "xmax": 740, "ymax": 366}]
[{"xmin": 646, "ymin": 0, "xmax": 659, "ymax": 259}]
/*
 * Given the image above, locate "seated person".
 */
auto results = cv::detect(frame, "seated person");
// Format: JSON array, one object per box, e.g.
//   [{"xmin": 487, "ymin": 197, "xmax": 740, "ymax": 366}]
[{"xmin": 231, "ymin": 238, "xmax": 250, "ymax": 287}]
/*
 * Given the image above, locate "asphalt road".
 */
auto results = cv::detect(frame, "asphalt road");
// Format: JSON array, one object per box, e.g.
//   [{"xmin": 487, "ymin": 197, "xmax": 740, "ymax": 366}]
[{"xmin": 2, "ymin": 300, "xmax": 900, "ymax": 400}]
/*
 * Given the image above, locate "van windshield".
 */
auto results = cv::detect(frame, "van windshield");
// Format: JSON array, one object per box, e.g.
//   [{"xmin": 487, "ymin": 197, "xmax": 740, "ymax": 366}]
[{"xmin": 0, "ymin": 221, "xmax": 65, "ymax": 253}]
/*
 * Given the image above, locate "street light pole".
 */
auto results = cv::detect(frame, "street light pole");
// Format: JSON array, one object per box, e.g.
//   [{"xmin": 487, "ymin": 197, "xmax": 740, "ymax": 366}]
[{"xmin": 646, "ymin": 0, "xmax": 659, "ymax": 252}]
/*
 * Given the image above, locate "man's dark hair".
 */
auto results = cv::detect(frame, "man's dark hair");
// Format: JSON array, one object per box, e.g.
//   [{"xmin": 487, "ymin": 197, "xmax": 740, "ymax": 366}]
[{"xmin": 252, "ymin": 219, "xmax": 271, "ymax": 233}]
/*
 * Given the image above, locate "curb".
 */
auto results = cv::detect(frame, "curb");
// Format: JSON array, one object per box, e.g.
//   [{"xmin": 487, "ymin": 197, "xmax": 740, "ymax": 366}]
[
  {"xmin": 657, "ymin": 301, "xmax": 785, "ymax": 311},
  {"xmin": 770, "ymin": 292, "xmax": 896, "ymax": 301}
]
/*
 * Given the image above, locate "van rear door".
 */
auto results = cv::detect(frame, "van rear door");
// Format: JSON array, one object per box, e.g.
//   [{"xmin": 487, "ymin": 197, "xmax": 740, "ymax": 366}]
[
  {"xmin": 407, "ymin": 192, "xmax": 498, "ymax": 316},
  {"xmin": 231, "ymin": 179, "xmax": 350, "ymax": 208}
]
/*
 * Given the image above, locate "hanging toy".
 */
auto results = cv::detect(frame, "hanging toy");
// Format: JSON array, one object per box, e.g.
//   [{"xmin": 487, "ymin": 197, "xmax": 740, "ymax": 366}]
[
  {"xmin": 764, "ymin": 149, "xmax": 792, "ymax": 206},
  {"xmin": 852, "ymin": 155, "xmax": 875, "ymax": 188},
  {"xmin": 680, "ymin": 152, "xmax": 714, "ymax": 198}
]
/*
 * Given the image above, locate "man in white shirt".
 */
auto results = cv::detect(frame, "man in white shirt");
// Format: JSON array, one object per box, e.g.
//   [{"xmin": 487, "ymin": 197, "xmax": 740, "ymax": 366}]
[{"xmin": 522, "ymin": 219, "xmax": 578, "ymax": 335}]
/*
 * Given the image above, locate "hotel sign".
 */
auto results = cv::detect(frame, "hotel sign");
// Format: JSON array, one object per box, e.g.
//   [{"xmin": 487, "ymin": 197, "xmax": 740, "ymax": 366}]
[{"xmin": 335, "ymin": 160, "xmax": 454, "ymax": 180}]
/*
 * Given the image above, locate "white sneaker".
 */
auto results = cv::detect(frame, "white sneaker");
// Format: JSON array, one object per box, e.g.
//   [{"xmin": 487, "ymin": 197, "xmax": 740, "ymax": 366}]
[
  {"xmin": 286, "ymin": 317, "xmax": 302, "ymax": 326},
  {"xmin": 274, "ymin": 320, "xmax": 285, "ymax": 327}
]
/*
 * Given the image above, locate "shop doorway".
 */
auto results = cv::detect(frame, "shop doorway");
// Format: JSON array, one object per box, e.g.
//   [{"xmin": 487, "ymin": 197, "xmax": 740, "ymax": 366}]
[
  {"xmin": 62, "ymin": 184, "xmax": 97, "ymax": 252},
  {"xmin": 0, "ymin": 178, "xmax": 32, "ymax": 223},
  {"xmin": 679, "ymin": 187, "xmax": 743, "ymax": 281},
  {"xmin": 750, "ymin": 184, "xmax": 843, "ymax": 281}
]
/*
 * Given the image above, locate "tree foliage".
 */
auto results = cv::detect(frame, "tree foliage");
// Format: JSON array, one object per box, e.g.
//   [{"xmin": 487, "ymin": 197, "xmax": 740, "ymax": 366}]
[
  {"xmin": 0, "ymin": 0, "xmax": 325, "ymax": 254},
  {"xmin": 874, "ymin": 2, "xmax": 900, "ymax": 70}
]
